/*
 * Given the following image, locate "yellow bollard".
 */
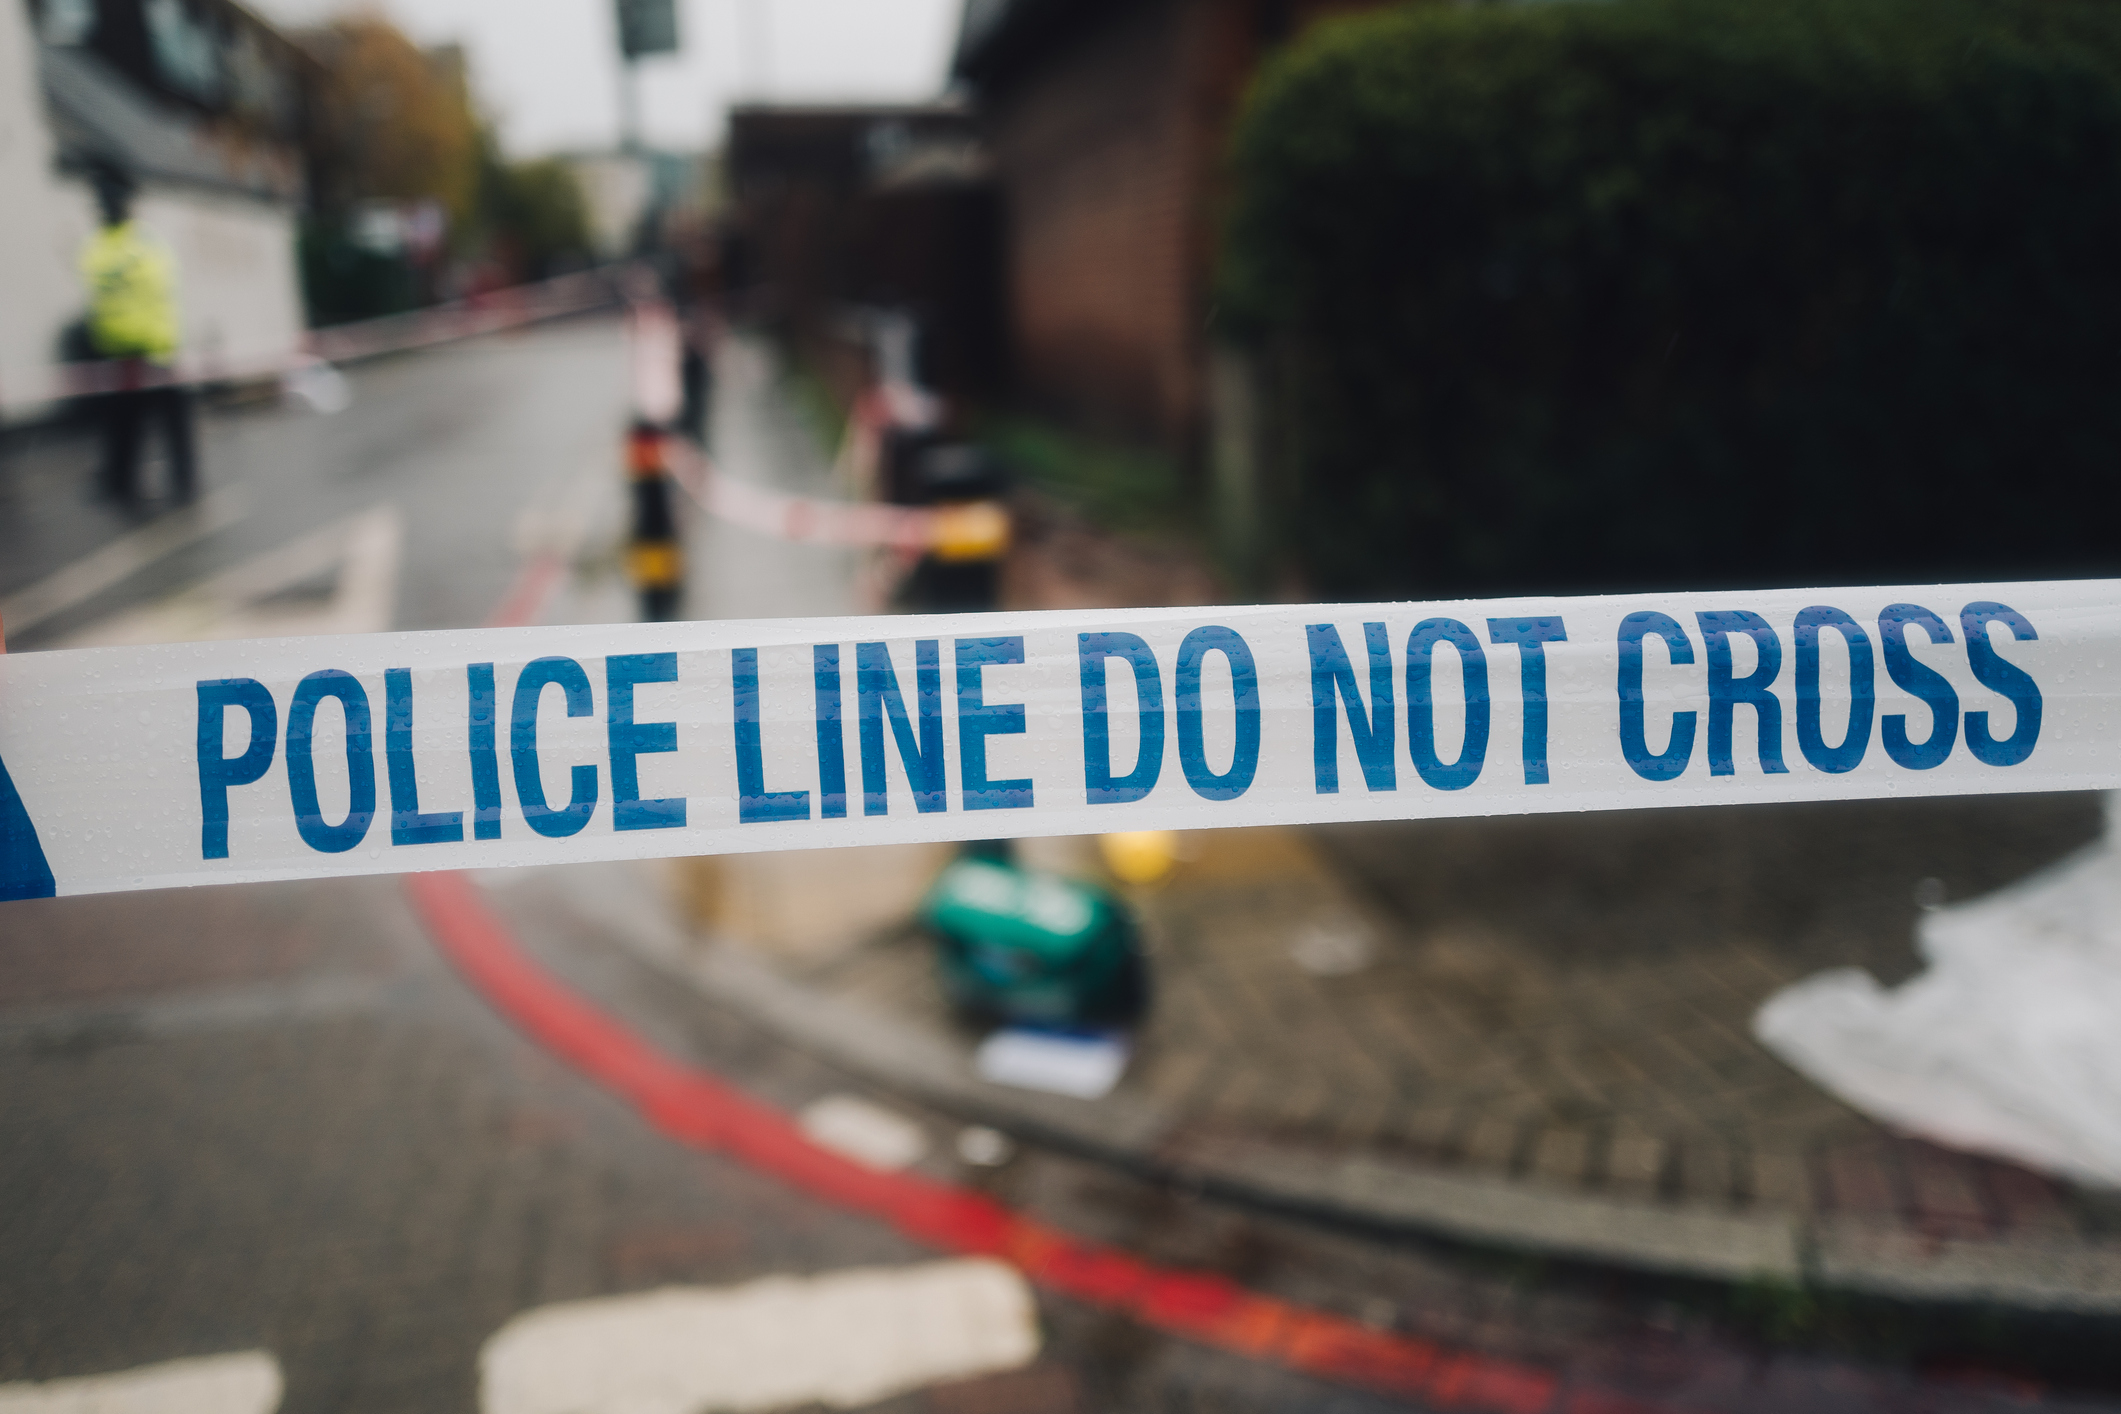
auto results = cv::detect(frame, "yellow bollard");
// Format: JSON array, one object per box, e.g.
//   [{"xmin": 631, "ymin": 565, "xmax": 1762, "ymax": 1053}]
[
  {"xmin": 1099, "ymin": 830, "xmax": 1179, "ymax": 886},
  {"xmin": 929, "ymin": 500, "xmax": 1012, "ymax": 563}
]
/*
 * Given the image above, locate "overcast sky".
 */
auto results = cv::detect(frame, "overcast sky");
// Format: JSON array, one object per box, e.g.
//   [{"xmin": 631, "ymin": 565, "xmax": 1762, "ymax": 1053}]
[{"xmin": 251, "ymin": 0, "xmax": 964, "ymax": 155}]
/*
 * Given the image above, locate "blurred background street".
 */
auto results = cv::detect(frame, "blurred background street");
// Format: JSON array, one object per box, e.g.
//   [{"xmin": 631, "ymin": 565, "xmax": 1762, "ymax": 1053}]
[{"xmin": 6, "ymin": 0, "xmax": 2121, "ymax": 1408}]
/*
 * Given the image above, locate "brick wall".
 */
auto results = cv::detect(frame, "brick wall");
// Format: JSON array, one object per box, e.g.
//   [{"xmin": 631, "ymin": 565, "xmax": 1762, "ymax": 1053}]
[
  {"xmin": 980, "ymin": 0, "xmax": 1382, "ymax": 461},
  {"xmin": 724, "ymin": 105, "xmax": 1002, "ymax": 406},
  {"xmin": 985, "ymin": 1, "xmax": 1194, "ymax": 449}
]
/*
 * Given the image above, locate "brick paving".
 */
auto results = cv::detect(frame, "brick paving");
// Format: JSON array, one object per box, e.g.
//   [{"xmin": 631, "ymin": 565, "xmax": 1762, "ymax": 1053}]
[
  {"xmin": 709, "ymin": 789, "xmax": 2117, "ymax": 1263},
  {"xmin": 842, "ymin": 440, "xmax": 2121, "ymax": 1270},
  {"xmin": 1315, "ymin": 794, "xmax": 2106, "ymax": 1233},
  {"xmin": 490, "ymin": 859, "xmax": 2121, "ymax": 1410}
]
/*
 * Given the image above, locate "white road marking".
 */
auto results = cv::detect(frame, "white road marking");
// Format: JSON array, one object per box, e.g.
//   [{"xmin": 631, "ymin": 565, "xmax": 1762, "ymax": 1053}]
[
  {"xmin": 0, "ymin": 974, "xmax": 405, "ymax": 1051},
  {"xmin": 479, "ymin": 1259, "xmax": 1040, "ymax": 1414},
  {"xmin": 0, "ymin": 486, "xmax": 248, "ymax": 638},
  {"xmin": 56, "ymin": 504, "xmax": 401, "ymax": 648},
  {"xmin": 0, "ymin": 1351, "xmax": 281, "ymax": 1414},
  {"xmin": 799, "ymin": 1093, "xmax": 930, "ymax": 1170}
]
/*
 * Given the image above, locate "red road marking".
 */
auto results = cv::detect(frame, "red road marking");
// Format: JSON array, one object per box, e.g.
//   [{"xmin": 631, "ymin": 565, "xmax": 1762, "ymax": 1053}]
[
  {"xmin": 405, "ymin": 867, "xmax": 1585, "ymax": 1410},
  {"xmin": 443, "ymin": 455, "xmax": 1619, "ymax": 1412},
  {"xmin": 483, "ymin": 551, "xmax": 565, "ymax": 631}
]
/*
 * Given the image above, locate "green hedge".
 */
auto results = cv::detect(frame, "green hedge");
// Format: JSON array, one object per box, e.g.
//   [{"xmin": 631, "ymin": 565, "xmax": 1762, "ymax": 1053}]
[{"xmin": 1223, "ymin": 0, "xmax": 2121, "ymax": 597}]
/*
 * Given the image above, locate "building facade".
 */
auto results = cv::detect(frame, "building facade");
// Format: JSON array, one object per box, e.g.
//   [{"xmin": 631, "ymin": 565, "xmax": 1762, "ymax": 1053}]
[
  {"xmin": 956, "ymin": 0, "xmax": 1379, "ymax": 459},
  {"xmin": 1, "ymin": 0, "xmax": 309, "ymax": 420},
  {"xmin": 724, "ymin": 102, "xmax": 1003, "ymax": 406}
]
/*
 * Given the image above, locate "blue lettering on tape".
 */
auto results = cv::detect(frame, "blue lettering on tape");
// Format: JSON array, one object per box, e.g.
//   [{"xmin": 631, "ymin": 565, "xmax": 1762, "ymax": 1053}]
[
  {"xmin": 511, "ymin": 656, "xmax": 598, "ymax": 837},
  {"xmin": 1307, "ymin": 623, "xmax": 1395, "ymax": 795},
  {"xmin": 196, "ymin": 677, "xmax": 277, "ymax": 860},
  {"xmin": 956, "ymin": 637, "xmax": 1033, "ymax": 811},
  {"xmin": 1961, "ymin": 602, "xmax": 2042, "ymax": 767},
  {"xmin": 1484, "ymin": 616, "xmax": 1567, "ymax": 785},
  {"xmin": 1079, "ymin": 632, "xmax": 1165, "ymax": 805},
  {"xmin": 813, "ymin": 645, "xmax": 847, "ymax": 820},
  {"xmin": 608, "ymin": 652, "xmax": 686, "ymax": 830},
  {"xmin": 1618, "ymin": 611, "xmax": 1697, "ymax": 782},
  {"xmin": 386, "ymin": 668, "xmax": 464, "ymax": 845},
  {"xmin": 1175, "ymin": 626, "xmax": 1260, "ymax": 801},
  {"xmin": 733, "ymin": 647, "xmax": 808, "ymax": 823},
  {"xmin": 468, "ymin": 662, "xmax": 503, "ymax": 840},
  {"xmin": 858, "ymin": 640, "xmax": 946, "ymax": 815},
  {"xmin": 1879, "ymin": 604, "xmax": 1958, "ymax": 771},
  {"xmin": 1407, "ymin": 618, "xmax": 1489, "ymax": 791},
  {"xmin": 1697, "ymin": 611, "xmax": 1789, "ymax": 777},
  {"xmin": 1793, "ymin": 607, "xmax": 1873, "ymax": 774},
  {"xmin": 287, "ymin": 669, "xmax": 375, "ymax": 854}
]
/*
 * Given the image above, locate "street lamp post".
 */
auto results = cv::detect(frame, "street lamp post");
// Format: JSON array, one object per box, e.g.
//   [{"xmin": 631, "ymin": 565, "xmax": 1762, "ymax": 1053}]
[{"xmin": 612, "ymin": 0, "xmax": 679, "ymax": 152}]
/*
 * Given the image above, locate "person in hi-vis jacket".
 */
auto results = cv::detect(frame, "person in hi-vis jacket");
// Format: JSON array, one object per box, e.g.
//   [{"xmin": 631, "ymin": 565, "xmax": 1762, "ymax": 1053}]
[{"xmin": 78, "ymin": 165, "xmax": 196, "ymax": 504}]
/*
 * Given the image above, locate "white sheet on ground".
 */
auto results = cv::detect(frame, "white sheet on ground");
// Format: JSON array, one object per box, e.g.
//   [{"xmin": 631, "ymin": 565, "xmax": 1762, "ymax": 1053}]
[{"xmin": 1754, "ymin": 795, "xmax": 2121, "ymax": 1187}]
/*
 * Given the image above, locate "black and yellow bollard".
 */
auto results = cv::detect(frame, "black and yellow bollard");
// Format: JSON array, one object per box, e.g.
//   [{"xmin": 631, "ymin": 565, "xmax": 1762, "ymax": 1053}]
[
  {"xmin": 899, "ymin": 443, "xmax": 1010, "ymax": 612},
  {"xmin": 625, "ymin": 420, "xmax": 684, "ymax": 621}
]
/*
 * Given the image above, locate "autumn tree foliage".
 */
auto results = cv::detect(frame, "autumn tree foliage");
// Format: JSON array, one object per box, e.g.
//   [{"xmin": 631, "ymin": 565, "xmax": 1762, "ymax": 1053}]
[
  {"xmin": 305, "ymin": 18, "xmax": 479, "ymax": 228},
  {"xmin": 298, "ymin": 16, "xmax": 591, "ymax": 322}
]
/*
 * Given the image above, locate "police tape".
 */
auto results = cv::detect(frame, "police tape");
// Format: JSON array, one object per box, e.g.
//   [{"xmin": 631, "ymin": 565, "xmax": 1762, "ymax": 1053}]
[
  {"xmin": 663, "ymin": 440, "xmax": 938, "ymax": 551},
  {"xmin": 0, "ymin": 579, "xmax": 2105, "ymax": 901},
  {"xmin": 7, "ymin": 273, "xmax": 953, "ymax": 555},
  {"xmin": 0, "ymin": 268, "xmax": 625, "ymax": 410},
  {"xmin": 663, "ymin": 442, "xmax": 1012, "ymax": 559}
]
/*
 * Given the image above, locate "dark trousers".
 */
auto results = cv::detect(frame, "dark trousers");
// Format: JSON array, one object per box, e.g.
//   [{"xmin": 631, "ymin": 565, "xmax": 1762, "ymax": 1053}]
[
  {"xmin": 99, "ymin": 384, "xmax": 197, "ymax": 503},
  {"xmin": 679, "ymin": 344, "xmax": 711, "ymax": 443}
]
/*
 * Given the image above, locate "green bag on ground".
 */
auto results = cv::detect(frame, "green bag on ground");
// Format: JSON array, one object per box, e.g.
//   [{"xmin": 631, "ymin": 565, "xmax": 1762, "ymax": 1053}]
[{"xmin": 920, "ymin": 854, "xmax": 1146, "ymax": 1027}]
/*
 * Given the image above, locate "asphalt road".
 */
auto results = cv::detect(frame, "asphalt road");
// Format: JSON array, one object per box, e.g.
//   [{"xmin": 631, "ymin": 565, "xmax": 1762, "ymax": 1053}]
[{"xmin": 1, "ymin": 317, "xmax": 2116, "ymax": 1413}]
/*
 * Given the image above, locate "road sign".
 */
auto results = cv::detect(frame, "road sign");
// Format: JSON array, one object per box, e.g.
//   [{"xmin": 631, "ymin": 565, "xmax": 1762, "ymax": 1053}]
[{"xmin": 616, "ymin": 0, "xmax": 679, "ymax": 59}]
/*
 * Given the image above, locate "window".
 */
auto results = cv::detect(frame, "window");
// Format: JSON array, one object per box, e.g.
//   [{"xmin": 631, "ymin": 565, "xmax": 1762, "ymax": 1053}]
[
  {"xmin": 41, "ymin": 0, "xmax": 97, "ymax": 46},
  {"xmin": 145, "ymin": 0, "xmax": 226, "ymax": 103}
]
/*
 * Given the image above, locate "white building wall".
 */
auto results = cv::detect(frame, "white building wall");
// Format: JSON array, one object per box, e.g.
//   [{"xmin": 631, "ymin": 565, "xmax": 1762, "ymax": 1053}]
[
  {"xmin": 0, "ymin": 0, "xmax": 91, "ymax": 417},
  {"xmin": 135, "ymin": 187, "xmax": 306, "ymax": 378},
  {"xmin": 0, "ymin": 0, "xmax": 305, "ymax": 423}
]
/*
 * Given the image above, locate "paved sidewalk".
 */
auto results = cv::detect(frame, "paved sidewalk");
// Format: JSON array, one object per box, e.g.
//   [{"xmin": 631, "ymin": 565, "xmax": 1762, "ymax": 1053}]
[
  {"xmin": 664, "ymin": 335, "xmax": 2121, "ymax": 1312},
  {"xmin": 662, "ymin": 793, "xmax": 2121, "ymax": 1311}
]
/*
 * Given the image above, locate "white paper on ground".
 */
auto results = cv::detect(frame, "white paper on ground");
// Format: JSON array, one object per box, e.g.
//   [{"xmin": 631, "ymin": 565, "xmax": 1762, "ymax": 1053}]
[
  {"xmin": 1755, "ymin": 794, "xmax": 2121, "ymax": 1187},
  {"xmin": 975, "ymin": 1027, "xmax": 1130, "ymax": 1099}
]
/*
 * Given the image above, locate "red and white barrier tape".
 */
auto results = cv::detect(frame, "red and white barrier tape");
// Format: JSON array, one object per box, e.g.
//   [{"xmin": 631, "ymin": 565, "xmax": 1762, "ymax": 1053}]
[
  {"xmin": 663, "ymin": 439, "xmax": 938, "ymax": 551},
  {"xmin": 0, "ymin": 267, "xmax": 628, "ymax": 412}
]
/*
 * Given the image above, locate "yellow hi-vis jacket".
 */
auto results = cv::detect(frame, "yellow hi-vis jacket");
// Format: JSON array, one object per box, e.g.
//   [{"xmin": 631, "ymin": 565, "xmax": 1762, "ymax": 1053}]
[{"xmin": 80, "ymin": 221, "xmax": 180, "ymax": 363}]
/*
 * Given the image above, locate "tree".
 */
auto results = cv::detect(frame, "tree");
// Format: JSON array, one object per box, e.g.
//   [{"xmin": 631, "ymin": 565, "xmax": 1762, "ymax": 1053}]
[
  {"xmin": 1223, "ymin": 0, "xmax": 2121, "ymax": 597},
  {"xmin": 304, "ymin": 19, "xmax": 479, "ymax": 228},
  {"xmin": 477, "ymin": 144, "xmax": 593, "ymax": 282}
]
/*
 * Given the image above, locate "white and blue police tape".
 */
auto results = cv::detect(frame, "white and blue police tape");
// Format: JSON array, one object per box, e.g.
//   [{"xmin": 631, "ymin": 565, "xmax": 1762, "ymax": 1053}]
[{"xmin": 0, "ymin": 580, "xmax": 2107, "ymax": 901}]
